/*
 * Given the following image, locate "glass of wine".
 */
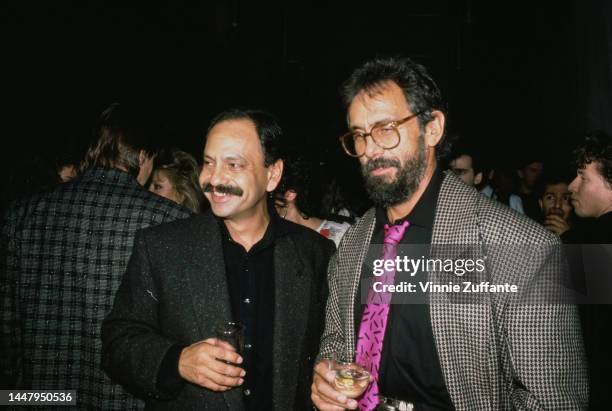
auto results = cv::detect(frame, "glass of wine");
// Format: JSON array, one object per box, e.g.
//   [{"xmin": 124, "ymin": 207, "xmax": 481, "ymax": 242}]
[
  {"xmin": 215, "ymin": 321, "xmax": 245, "ymax": 357},
  {"xmin": 329, "ymin": 353, "xmax": 371, "ymax": 399}
]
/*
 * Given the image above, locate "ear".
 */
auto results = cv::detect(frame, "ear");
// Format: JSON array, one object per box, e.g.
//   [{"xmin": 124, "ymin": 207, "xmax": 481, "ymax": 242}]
[
  {"xmin": 266, "ymin": 159, "xmax": 284, "ymax": 192},
  {"xmin": 284, "ymin": 189, "xmax": 297, "ymax": 203},
  {"xmin": 138, "ymin": 150, "xmax": 147, "ymax": 165},
  {"xmin": 538, "ymin": 198, "xmax": 544, "ymax": 211},
  {"xmin": 423, "ymin": 110, "xmax": 445, "ymax": 148},
  {"xmin": 474, "ymin": 172, "xmax": 483, "ymax": 186}
]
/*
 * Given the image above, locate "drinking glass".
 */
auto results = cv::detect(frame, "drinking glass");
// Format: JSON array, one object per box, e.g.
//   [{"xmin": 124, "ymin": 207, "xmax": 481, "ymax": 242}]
[
  {"xmin": 329, "ymin": 353, "xmax": 371, "ymax": 399},
  {"xmin": 215, "ymin": 321, "xmax": 245, "ymax": 354}
]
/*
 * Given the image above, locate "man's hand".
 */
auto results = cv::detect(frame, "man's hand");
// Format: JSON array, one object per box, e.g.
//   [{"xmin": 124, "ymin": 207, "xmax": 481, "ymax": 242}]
[
  {"xmin": 311, "ymin": 359, "xmax": 358, "ymax": 410},
  {"xmin": 543, "ymin": 214, "xmax": 570, "ymax": 236},
  {"xmin": 178, "ymin": 338, "xmax": 245, "ymax": 391}
]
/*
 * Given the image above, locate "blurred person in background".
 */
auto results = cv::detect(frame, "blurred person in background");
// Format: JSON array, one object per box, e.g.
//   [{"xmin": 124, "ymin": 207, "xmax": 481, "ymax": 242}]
[
  {"xmin": 567, "ymin": 131, "xmax": 612, "ymax": 410},
  {"xmin": 568, "ymin": 131, "xmax": 612, "ymax": 241},
  {"xmin": 1, "ymin": 102, "xmax": 191, "ymax": 409},
  {"xmin": 275, "ymin": 156, "xmax": 350, "ymax": 246},
  {"xmin": 517, "ymin": 155, "xmax": 545, "ymax": 220},
  {"xmin": 536, "ymin": 168, "xmax": 574, "ymax": 238},
  {"xmin": 149, "ymin": 147, "xmax": 207, "ymax": 213},
  {"xmin": 55, "ymin": 152, "xmax": 81, "ymax": 183},
  {"xmin": 446, "ymin": 136, "xmax": 484, "ymax": 188},
  {"xmin": 480, "ymin": 162, "xmax": 525, "ymax": 214}
]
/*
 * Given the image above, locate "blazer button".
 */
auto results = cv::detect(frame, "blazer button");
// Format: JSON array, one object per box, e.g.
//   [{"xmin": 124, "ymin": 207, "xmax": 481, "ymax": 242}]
[{"xmin": 243, "ymin": 388, "xmax": 251, "ymax": 396}]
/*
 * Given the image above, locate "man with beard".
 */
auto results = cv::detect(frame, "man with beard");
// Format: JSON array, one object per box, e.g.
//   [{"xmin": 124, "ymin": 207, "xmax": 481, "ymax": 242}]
[
  {"xmin": 311, "ymin": 57, "xmax": 587, "ymax": 410},
  {"xmin": 102, "ymin": 109, "xmax": 335, "ymax": 410}
]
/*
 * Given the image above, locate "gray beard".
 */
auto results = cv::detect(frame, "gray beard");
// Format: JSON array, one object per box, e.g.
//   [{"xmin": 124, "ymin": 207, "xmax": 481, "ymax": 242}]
[{"xmin": 361, "ymin": 136, "xmax": 427, "ymax": 208}]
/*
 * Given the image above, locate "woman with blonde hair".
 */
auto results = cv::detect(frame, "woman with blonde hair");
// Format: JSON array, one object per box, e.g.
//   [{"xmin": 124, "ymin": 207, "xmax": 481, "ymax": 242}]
[{"xmin": 149, "ymin": 148, "xmax": 206, "ymax": 213}]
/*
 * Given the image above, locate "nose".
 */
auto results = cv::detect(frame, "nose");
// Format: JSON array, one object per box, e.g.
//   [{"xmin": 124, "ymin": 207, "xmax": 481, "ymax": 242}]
[
  {"xmin": 363, "ymin": 134, "xmax": 384, "ymax": 159},
  {"xmin": 200, "ymin": 163, "xmax": 227, "ymax": 188},
  {"xmin": 568, "ymin": 175, "xmax": 579, "ymax": 193}
]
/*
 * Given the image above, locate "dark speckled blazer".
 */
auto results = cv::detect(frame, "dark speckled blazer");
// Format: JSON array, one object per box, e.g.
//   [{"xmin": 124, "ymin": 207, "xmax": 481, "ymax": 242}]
[
  {"xmin": 1, "ymin": 167, "xmax": 191, "ymax": 410},
  {"xmin": 102, "ymin": 209, "xmax": 335, "ymax": 410}
]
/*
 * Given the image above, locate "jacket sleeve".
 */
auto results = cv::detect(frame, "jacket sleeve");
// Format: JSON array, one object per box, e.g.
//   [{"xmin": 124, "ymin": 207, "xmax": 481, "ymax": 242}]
[
  {"xmin": 0, "ymin": 206, "xmax": 23, "ymax": 388},
  {"xmin": 504, "ymin": 242, "xmax": 589, "ymax": 410},
  {"xmin": 316, "ymin": 250, "xmax": 346, "ymax": 362},
  {"xmin": 101, "ymin": 230, "xmax": 182, "ymax": 401}
]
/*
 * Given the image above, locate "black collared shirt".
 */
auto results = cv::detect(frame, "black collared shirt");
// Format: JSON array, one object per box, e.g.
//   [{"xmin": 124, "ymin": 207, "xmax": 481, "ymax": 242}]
[
  {"xmin": 355, "ymin": 169, "xmax": 454, "ymax": 410},
  {"xmin": 219, "ymin": 211, "xmax": 281, "ymax": 411}
]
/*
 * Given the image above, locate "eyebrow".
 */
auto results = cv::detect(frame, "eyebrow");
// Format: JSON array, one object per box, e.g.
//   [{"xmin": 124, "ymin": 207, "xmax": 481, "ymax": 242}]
[
  {"xmin": 349, "ymin": 117, "xmax": 397, "ymax": 131},
  {"xmin": 222, "ymin": 155, "xmax": 247, "ymax": 162},
  {"xmin": 203, "ymin": 154, "xmax": 247, "ymax": 162}
]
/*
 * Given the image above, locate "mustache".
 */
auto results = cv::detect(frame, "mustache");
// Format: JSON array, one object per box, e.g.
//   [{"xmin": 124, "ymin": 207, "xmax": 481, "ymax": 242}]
[
  {"xmin": 202, "ymin": 183, "xmax": 244, "ymax": 197},
  {"xmin": 363, "ymin": 157, "xmax": 401, "ymax": 174}
]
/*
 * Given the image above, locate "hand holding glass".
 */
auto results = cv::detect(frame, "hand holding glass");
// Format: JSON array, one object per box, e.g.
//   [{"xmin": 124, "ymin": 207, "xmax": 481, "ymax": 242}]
[
  {"xmin": 215, "ymin": 321, "xmax": 245, "ymax": 363},
  {"xmin": 329, "ymin": 354, "xmax": 371, "ymax": 399}
]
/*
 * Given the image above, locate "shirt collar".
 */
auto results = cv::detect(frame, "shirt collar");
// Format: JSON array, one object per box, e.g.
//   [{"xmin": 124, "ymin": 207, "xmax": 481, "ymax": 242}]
[
  {"xmin": 79, "ymin": 167, "xmax": 139, "ymax": 186},
  {"xmin": 218, "ymin": 199, "xmax": 292, "ymax": 251}
]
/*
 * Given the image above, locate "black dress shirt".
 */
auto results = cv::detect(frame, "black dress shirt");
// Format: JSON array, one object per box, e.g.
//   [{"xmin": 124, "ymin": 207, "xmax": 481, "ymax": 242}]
[
  {"xmin": 220, "ymin": 214, "xmax": 278, "ymax": 411},
  {"xmin": 355, "ymin": 169, "xmax": 454, "ymax": 410}
]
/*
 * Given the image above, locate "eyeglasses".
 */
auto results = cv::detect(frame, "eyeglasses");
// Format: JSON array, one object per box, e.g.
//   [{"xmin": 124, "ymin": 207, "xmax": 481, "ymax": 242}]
[{"xmin": 339, "ymin": 112, "xmax": 423, "ymax": 158}]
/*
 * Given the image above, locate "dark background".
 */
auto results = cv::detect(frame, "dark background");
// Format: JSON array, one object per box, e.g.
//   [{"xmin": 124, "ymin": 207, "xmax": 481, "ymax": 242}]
[{"xmin": 2, "ymin": 0, "xmax": 611, "ymax": 205}]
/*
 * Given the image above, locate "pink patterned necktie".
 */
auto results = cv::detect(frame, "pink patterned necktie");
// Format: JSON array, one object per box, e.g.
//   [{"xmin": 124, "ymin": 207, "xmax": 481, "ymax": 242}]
[{"xmin": 356, "ymin": 220, "xmax": 410, "ymax": 411}]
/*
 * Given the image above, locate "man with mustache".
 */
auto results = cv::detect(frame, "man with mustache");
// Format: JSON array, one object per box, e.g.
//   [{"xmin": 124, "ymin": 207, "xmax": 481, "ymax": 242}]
[
  {"xmin": 102, "ymin": 109, "xmax": 335, "ymax": 410},
  {"xmin": 536, "ymin": 169, "xmax": 574, "ymax": 238},
  {"xmin": 311, "ymin": 57, "xmax": 587, "ymax": 410}
]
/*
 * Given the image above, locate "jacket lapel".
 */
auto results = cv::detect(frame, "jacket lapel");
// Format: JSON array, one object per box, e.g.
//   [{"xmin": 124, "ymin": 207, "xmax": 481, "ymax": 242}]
[
  {"xmin": 340, "ymin": 208, "xmax": 377, "ymax": 354},
  {"xmin": 272, "ymin": 234, "xmax": 307, "ymax": 409},
  {"xmin": 182, "ymin": 212, "xmax": 244, "ymax": 411}
]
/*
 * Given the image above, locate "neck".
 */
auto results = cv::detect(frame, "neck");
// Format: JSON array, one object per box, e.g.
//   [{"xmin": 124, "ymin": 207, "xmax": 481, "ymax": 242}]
[
  {"xmin": 223, "ymin": 200, "xmax": 270, "ymax": 251},
  {"xmin": 386, "ymin": 157, "xmax": 436, "ymax": 223}
]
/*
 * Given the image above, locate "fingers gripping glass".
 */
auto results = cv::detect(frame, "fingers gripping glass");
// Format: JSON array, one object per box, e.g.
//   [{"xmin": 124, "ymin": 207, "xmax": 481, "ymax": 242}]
[{"xmin": 339, "ymin": 112, "xmax": 423, "ymax": 158}]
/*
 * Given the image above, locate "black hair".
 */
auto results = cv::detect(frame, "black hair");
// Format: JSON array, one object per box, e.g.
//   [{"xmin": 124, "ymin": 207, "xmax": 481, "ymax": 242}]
[
  {"xmin": 517, "ymin": 153, "xmax": 545, "ymax": 170},
  {"xmin": 207, "ymin": 108, "xmax": 283, "ymax": 167},
  {"xmin": 447, "ymin": 135, "xmax": 483, "ymax": 174},
  {"xmin": 275, "ymin": 156, "xmax": 323, "ymax": 219},
  {"xmin": 535, "ymin": 168, "xmax": 574, "ymax": 199},
  {"xmin": 573, "ymin": 131, "xmax": 612, "ymax": 186},
  {"xmin": 341, "ymin": 56, "xmax": 445, "ymax": 129}
]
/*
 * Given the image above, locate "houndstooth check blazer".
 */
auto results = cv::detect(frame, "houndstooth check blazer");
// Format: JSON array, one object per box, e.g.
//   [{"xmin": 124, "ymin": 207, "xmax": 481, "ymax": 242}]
[
  {"xmin": 1, "ymin": 167, "xmax": 191, "ymax": 410},
  {"xmin": 318, "ymin": 171, "xmax": 588, "ymax": 410}
]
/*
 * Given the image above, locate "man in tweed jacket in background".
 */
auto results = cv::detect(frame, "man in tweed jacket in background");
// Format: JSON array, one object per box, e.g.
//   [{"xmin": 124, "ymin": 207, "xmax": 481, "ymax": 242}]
[
  {"xmin": 1, "ymin": 103, "xmax": 191, "ymax": 409},
  {"xmin": 311, "ymin": 57, "xmax": 588, "ymax": 410}
]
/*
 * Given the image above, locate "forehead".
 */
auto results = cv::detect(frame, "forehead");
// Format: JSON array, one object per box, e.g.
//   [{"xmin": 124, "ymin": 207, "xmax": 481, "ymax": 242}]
[
  {"xmin": 347, "ymin": 81, "xmax": 411, "ymax": 127},
  {"xmin": 205, "ymin": 118, "xmax": 263, "ymax": 159},
  {"xmin": 582, "ymin": 161, "xmax": 604, "ymax": 177},
  {"xmin": 153, "ymin": 170, "xmax": 170, "ymax": 181},
  {"xmin": 525, "ymin": 162, "xmax": 544, "ymax": 171},
  {"xmin": 450, "ymin": 154, "xmax": 473, "ymax": 169},
  {"xmin": 544, "ymin": 182, "xmax": 570, "ymax": 193}
]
